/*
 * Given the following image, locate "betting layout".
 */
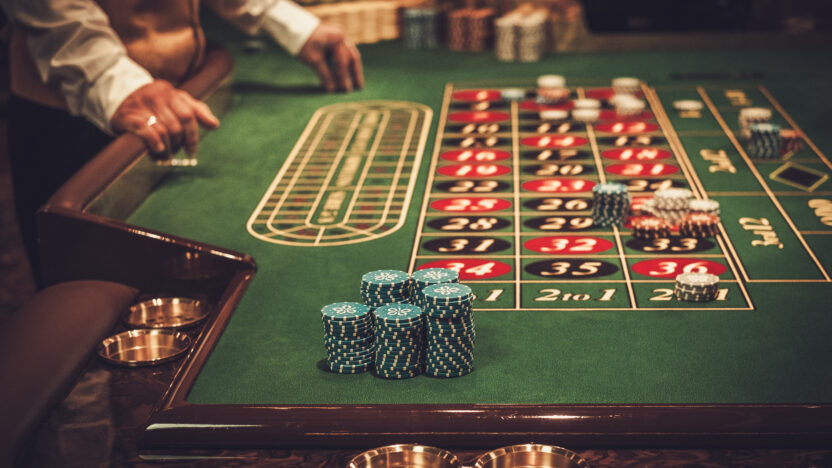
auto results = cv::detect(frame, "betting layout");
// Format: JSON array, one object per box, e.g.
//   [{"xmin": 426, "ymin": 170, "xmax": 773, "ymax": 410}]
[{"xmin": 409, "ymin": 80, "xmax": 755, "ymax": 311}]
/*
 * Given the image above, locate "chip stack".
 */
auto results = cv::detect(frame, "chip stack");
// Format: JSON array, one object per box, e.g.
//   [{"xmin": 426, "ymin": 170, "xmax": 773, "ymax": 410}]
[
  {"xmin": 322, "ymin": 302, "xmax": 375, "ymax": 374},
  {"xmin": 494, "ymin": 14, "xmax": 518, "ymax": 61},
  {"xmin": 747, "ymin": 123, "xmax": 782, "ymax": 159},
  {"xmin": 679, "ymin": 212, "xmax": 720, "ymax": 238},
  {"xmin": 572, "ymin": 108, "xmax": 600, "ymax": 123},
  {"xmin": 631, "ymin": 216, "xmax": 671, "ymax": 239},
  {"xmin": 612, "ymin": 77, "xmax": 640, "ymax": 95},
  {"xmin": 361, "ymin": 270, "xmax": 412, "ymax": 310},
  {"xmin": 688, "ymin": 199, "xmax": 720, "ymax": 216},
  {"xmin": 446, "ymin": 9, "xmax": 467, "ymax": 51},
  {"xmin": 780, "ymin": 129, "xmax": 803, "ymax": 157},
  {"xmin": 501, "ymin": 88, "xmax": 526, "ymax": 101},
  {"xmin": 675, "ymin": 272, "xmax": 719, "ymax": 302},
  {"xmin": 652, "ymin": 188, "xmax": 692, "ymax": 225},
  {"xmin": 422, "ymin": 283, "xmax": 475, "ymax": 378},
  {"xmin": 613, "ymin": 95, "xmax": 646, "ymax": 117},
  {"xmin": 403, "ymin": 7, "xmax": 438, "ymax": 50},
  {"xmin": 402, "ymin": 8, "xmax": 424, "ymax": 49},
  {"xmin": 591, "ymin": 182, "xmax": 631, "ymax": 227},
  {"xmin": 516, "ymin": 11, "xmax": 547, "ymax": 62},
  {"xmin": 412, "ymin": 268, "xmax": 459, "ymax": 309},
  {"xmin": 468, "ymin": 8, "xmax": 495, "ymax": 52},
  {"xmin": 738, "ymin": 107, "xmax": 772, "ymax": 140},
  {"xmin": 373, "ymin": 303, "xmax": 424, "ymax": 379}
]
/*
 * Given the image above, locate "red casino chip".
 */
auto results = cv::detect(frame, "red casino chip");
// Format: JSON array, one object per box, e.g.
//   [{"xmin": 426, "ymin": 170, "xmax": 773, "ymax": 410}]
[
  {"xmin": 438, "ymin": 164, "xmax": 511, "ymax": 178},
  {"xmin": 631, "ymin": 258, "xmax": 727, "ymax": 279},
  {"xmin": 605, "ymin": 163, "xmax": 679, "ymax": 177},
  {"xmin": 417, "ymin": 259, "xmax": 511, "ymax": 280},
  {"xmin": 594, "ymin": 122, "xmax": 659, "ymax": 134},
  {"xmin": 524, "ymin": 236, "xmax": 614, "ymax": 254},
  {"xmin": 520, "ymin": 135, "xmax": 588, "ymax": 148},
  {"xmin": 448, "ymin": 111, "xmax": 510, "ymax": 123},
  {"xmin": 440, "ymin": 149, "xmax": 512, "ymax": 162},
  {"xmin": 452, "ymin": 89, "xmax": 502, "ymax": 102},
  {"xmin": 522, "ymin": 178, "xmax": 596, "ymax": 193},
  {"xmin": 430, "ymin": 197, "xmax": 511, "ymax": 213},
  {"xmin": 602, "ymin": 148, "xmax": 672, "ymax": 161}
]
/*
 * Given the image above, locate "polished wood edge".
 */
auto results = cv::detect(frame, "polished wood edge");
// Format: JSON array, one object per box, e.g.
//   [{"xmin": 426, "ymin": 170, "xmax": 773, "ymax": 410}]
[
  {"xmin": 140, "ymin": 403, "xmax": 832, "ymax": 449},
  {"xmin": 46, "ymin": 46, "xmax": 234, "ymax": 212}
]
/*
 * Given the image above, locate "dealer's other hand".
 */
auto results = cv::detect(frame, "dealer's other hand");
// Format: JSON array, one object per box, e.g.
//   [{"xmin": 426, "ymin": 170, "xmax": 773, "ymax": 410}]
[
  {"xmin": 298, "ymin": 23, "xmax": 364, "ymax": 93},
  {"xmin": 110, "ymin": 80, "xmax": 220, "ymax": 156}
]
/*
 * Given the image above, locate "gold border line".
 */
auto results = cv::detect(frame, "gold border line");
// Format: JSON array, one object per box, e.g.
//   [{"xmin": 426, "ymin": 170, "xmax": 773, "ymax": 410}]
[
  {"xmin": 698, "ymin": 86, "xmax": 831, "ymax": 281},
  {"xmin": 759, "ymin": 85, "xmax": 832, "ymax": 172},
  {"xmin": 581, "ymin": 87, "xmax": 638, "ymax": 309},
  {"xmin": 408, "ymin": 85, "xmax": 453, "ymax": 273},
  {"xmin": 510, "ymin": 100, "xmax": 523, "ymax": 309},
  {"xmin": 643, "ymin": 85, "xmax": 754, "ymax": 308}
]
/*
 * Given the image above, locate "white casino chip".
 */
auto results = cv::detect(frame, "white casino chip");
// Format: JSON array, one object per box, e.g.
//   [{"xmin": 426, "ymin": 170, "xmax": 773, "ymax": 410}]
[
  {"xmin": 537, "ymin": 74, "xmax": 566, "ymax": 89},
  {"xmin": 572, "ymin": 98, "xmax": 601, "ymax": 109},
  {"xmin": 571, "ymin": 108, "xmax": 600, "ymax": 123},
  {"xmin": 673, "ymin": 100, "xmax": 704, "ymax": 111},
  {"xmin": 539, "ymin": 109, "xmax": 570, "ymax": 121}
]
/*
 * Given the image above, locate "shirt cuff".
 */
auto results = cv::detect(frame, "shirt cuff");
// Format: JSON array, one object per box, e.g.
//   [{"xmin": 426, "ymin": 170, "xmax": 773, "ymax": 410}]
[
  {"xmin": 81, "ymin": 56, "xmax": 154, "ymax": 134},
  {"xmin": 260, "ymin": 0, "xmax": 321, "ymax": 56}
]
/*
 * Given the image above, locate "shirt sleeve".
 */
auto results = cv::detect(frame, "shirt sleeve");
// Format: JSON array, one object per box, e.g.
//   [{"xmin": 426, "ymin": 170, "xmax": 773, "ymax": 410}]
[
  {"xmin": 205, "ymin": 0, "xmax": 321, "ymax": 56},
  {"xmin": 0, "ymin": 0, "xmax": 154, "ymax": 133}
]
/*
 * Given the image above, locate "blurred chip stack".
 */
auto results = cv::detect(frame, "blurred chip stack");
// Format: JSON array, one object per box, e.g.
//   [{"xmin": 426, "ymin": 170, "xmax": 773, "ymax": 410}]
[
  {"xmin": 403, "ymin": 6, "xmax": 438, "ymax": 49},
  {"xmin": 494, "ymin": 13, "xmax": 519, "ymax": 61},
  {"xmin": 447, "ymin": 7, "xmax": 494, "ymax": 52},
  {"xmin": 305, "ymin": 1, "xmax": 401, "ymax": 45},
  {"xmin": 748, "ymin": 123, "xmax": 782, "ymax": 159},
  {"xmin": 738, "ymin": 107, "xmax": 772, "ymax": 140},
  {"xmin": 652, "ymin": 188, "xmax": 692, "ymax": 225},
  {"xmin": 591, "ymin": 182, "xmax": 631, "ymax": 227},
  {"xmin": 779, "ymin": 129, "xmax": 804, "ymax": 158},
  {"xmin": 494, "ymin": 5, "xmax": 547, "ymax": 62}
]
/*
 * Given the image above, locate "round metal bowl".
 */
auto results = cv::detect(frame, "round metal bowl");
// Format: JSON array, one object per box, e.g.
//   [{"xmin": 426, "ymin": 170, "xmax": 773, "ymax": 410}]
[
  {"xmin": 97, "ymin": 329, "xmax": 192, "ymax": 367},
  {"xmin": 125, "ymin": 297, "xmax": 209, "ymax": 329},
  {"xmin": 473, "ymin": 444, "xmax": 590, "ymax": 468},
  {"xmin": 349, "ymin": 444, "xmax": 460, "ymax": 468}
]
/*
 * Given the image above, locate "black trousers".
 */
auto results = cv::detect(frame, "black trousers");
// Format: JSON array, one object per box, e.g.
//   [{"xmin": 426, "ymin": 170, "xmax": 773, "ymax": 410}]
[{"xmin": 8, "ymin": 96, "xmax": 113, "ymax": 288}]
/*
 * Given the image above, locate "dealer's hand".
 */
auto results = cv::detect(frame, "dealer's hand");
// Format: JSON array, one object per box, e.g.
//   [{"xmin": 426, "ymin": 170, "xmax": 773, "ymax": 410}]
[
  {"xmin": 110, "ymin": 80, "xmax": 220, "ymax": 156},
  {"xmin": 298, "ymin": 23, "xmax": 364, "ymax": 93}
]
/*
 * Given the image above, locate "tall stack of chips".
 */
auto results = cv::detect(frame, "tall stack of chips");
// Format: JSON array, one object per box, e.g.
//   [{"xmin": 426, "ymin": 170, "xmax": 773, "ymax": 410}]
[
  {"xmin": 747, "ymin": 123, "xmax": 782, "ymax": 159},
  {"xmin": 679, "ymin": 212, "xmax": 720, "ymax": 238},
  {"xmin": 591, "ymin": 182, "xmax": 631, "ymax": 227},
  {"xmin": 402, "ymin": 7, "xmax": 438, "ymax": 49},
  {"xmin": 675, "ymin": 272, "xmax": 719, "ymax": 302},
  {"xmin": 373, "ymin": 303, "xmax": 424, "ymax": 380},
  {"xmin": 516, "ymin": 10, "xmax": 547, "ymax": 62},
  {"xmin": 738, "ymin": 107, "xmax": 772, "ymax": 140},
  {"xmin": 412, "ymin": 268, "xmax": 459, "ymax": 309},
  {"xmin": 446, "ymin": 9, "xmax": 467, "ymax": 51},
  {"xmin": 467, "ymin": 8, "xmax": 495, "ymax": 52},
  {"xmin": 322, "ymin": 302, "xmax": 375, "ymax": 374},
  {"xmin": 652, "ymin": 188, "xmax": 692, "ymax": 225},
  {"xmin": 779, "ymin": 129, "xmax": 803, "ymax": 157},
  {"xmin": 361, "ymin": 270, "xmax": 412, "ymax": 309},
  {"xmin": 494, "ymin": 13, "xmax": 519, "ymax": 61},
  {"xmin": 422, "ymin": 283, "xmax": 475, "ymax": 378}
]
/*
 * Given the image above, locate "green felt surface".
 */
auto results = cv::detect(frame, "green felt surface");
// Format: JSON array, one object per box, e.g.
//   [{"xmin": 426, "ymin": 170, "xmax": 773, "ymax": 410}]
[{"xmin": 127, "ymin": 19, "xmax": 832, "ymax": 405}]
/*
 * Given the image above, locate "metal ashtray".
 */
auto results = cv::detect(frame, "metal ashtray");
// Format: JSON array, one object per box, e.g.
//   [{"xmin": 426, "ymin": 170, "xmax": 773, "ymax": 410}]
[
  {"xmin": 473, "ymin": 444, "xmax": 590, "ymax": 468},
  {"xmin": 125, "ymin": 297, "xmax": 209, "ymax": 329},
  {"xmin": 349, "ymin": 444, "xmax": 460, "ymax": 468},
  {"xmin": 97, "ymin": 329, "xmax": 192, "ymax": 367}
]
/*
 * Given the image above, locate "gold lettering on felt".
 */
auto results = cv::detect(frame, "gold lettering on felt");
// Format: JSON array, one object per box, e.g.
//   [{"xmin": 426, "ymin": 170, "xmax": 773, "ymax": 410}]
[
  {"xmin": 725, "ymin": 89, "xmax": 751, "ymax": 107},
  {"xmin": 739, "ymin": 217, "xmax": 784, "ymax": 249},
  {"xmin": 700, "ymin": 149, "xmax": 737, "ymax": 174},
  {"xmin": 808, "ymin": 199, "xmax": 832, "ymax": 227}
]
